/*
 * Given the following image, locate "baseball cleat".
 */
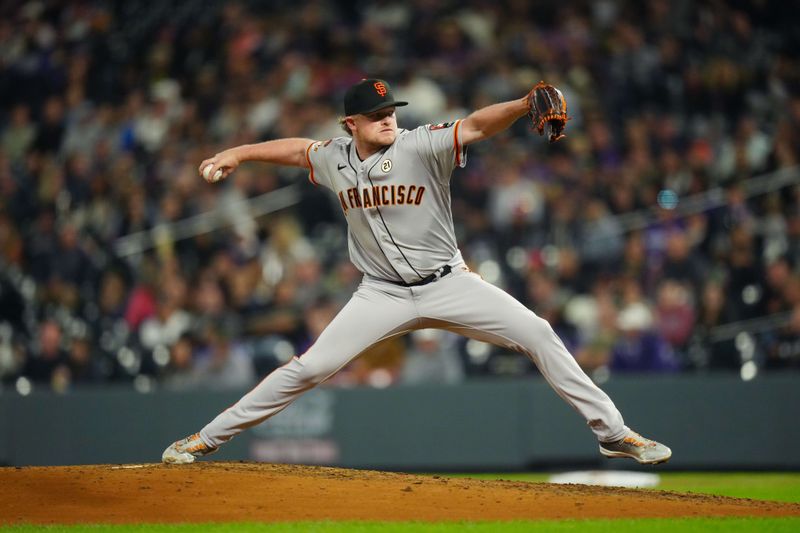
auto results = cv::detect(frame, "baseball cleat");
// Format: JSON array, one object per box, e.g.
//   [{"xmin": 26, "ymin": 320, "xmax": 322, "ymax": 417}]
[
  {"xmin": 599, "ymin": 430, "xmax": 672, "ymax": 465},
  {"xmin": 162, "ymin": 432, "xmax": 218, "ymax": 464}
]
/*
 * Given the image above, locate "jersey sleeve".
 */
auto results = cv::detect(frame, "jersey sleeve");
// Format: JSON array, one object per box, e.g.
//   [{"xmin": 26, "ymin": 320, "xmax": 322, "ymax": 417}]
[
  {"xmin": 305, "ymin": 139, "xmax": 337, "ymax": 190},
  {"xmin": 410, "ymin": 120, "xmax": 467, "ymax": 182}
]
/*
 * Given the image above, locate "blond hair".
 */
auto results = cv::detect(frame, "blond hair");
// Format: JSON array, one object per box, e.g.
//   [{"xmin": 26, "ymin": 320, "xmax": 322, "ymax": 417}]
[{"xmin": 338, "ymin": 117, "xmax": 352, "ymax": 136}]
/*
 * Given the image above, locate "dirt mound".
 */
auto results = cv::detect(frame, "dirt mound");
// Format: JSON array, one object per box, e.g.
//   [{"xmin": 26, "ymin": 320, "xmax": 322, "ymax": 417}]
[{"xmin": 2, "ymin": 463, "xmax": 799, "ymax": 524}]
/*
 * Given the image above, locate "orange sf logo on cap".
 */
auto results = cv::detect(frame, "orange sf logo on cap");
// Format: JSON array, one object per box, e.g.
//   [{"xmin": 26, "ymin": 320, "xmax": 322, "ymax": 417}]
[{"xmin": 374, "ymin": 82, "xmax": 387, "ymax": 96}]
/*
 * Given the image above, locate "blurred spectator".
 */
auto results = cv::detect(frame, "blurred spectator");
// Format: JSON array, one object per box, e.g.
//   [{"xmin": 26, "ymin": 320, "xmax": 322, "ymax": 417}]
[
  {"xmin": 610, "ymin": 302, "xmax": 681, "ymax": 373},
  {"xmin": 488, "ymin": 164, "xmax": 544, "ymax": 233},
  {"xmin": 161, "ymin": 334, "xmax": 198, "ymax": 390},
  {"xmin": 724, "ymin": 223, "xmax": 766, "ymax": 321},
  {"xmin": 190, "ymin": 324, "xmax": 256, "ymax": 390},
  {"xmin": 688, "ymin": 281, "xmax": 739, "ymax": 371},
  {"xmin": 400, "ymin": 329, "xmax": 464, "ymax": 385},
  {"xmin": 660, "ymin": 229, "xmax": 706, "ymax": 292},
  {"xmin": 526, "ymin": 271, "xmax": 579, "ymax": 352},
  {"xmin": 246, "ymin": 277, "xmax": 304, "ymax": 342},
  {"xmin": 0, "ymin": 271, "xmax": 25, "ymax": 333},
  {"xmin": 654, "ymin": 280, "xmax": 696, "ymax": 358},
  {"xmin": 2, "ymin": 105, "xmax": 36, "ymax": 162},
  {"xmin": 569, "ymin": 282, "xmax": 618, "ymax": 372},
  {"xmin": 261, "ymin": 217, "xmax": 317, "ymax": 286},
  {"xmin": 0, "ymin": 323, "xmax": 23, "ymax": 382},
  {"xmin": 124, "ymin": 255, "xmax": 160, "ymax": 331},
  {"xmin": 763, "ymin": 305, "xmax": 800, "ymax": 370},
  {"xmin": 393, "ymin": 70, "xmax": 448, "ymax": 125},
  {"xmin": 345, "ymin": 336, "xmax": 406, "ymax": 388},
  {"xmin": 138, "ymin": 275, "xmax": 192, "ymax": 351},
  {"xmin": 192, "ymin": 272, "xmax": 242, "ymax": 340},
  {"xmin": 763, "ymin": 256, "xmax": 794, "ymax": 315},
  {"xmin": 32, "ymin": 97, "xmax": 66, "ymax": 155},
  {"xmin": 579, "ymin": 199, "xmax": 624, "ymax": 274},
  {"xmin": 65, "ymin": 333, "xmax": 105, "ymax": 385},
  {"xmin": 22, "ymin": 319, "xmax": 67, "ymax": 384}
]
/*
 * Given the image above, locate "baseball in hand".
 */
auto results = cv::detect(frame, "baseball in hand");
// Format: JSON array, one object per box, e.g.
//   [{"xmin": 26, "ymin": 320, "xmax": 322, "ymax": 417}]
[{"xmin": 203, "ymin": 163, "xmax": 223, "ymax": 182}]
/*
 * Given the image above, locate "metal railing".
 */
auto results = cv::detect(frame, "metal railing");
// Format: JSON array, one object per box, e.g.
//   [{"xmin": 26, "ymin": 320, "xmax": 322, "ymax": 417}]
[
  {"xmin": 112, "ymin": 165, "xmax": 800, "ymax": 257},
  {"xmin": 612, "ymin": 165, "xmax": 800, "ymax": 234},
  {"xmin": 113, "ymin": 184, "xmax": 302, "ymax": 257}
]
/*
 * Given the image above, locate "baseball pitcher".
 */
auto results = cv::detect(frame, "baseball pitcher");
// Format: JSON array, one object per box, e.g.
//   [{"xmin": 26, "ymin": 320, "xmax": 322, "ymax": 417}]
[{"xmin": 162, "ymin": 79, "xmax": 671, "ymax": 465}]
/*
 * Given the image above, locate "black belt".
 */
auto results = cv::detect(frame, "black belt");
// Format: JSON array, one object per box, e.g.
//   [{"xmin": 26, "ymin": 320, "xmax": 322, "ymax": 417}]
[{"xmin": 388, "ymin": 265, "xmax": 452, "ymax": 287}]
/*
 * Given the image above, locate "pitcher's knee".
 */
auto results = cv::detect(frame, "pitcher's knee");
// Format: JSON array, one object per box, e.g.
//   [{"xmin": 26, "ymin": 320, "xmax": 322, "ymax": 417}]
[
  {"xmin": 526, "ymin": 315, "xmax": 555, "ymax": 339},
  {"xmin": 294, "ymin": 357, "xmax": 336, "ymax": 386},
  {"xmin": 501, "ymin": 315, "xmax": 556, "ymax": 355}
]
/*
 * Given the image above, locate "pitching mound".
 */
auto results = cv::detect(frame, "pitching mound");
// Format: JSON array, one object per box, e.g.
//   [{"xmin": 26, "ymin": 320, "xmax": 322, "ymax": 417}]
[{"xmin": 2, "ymin": 463, "xmax": 799, "ymax": 524}]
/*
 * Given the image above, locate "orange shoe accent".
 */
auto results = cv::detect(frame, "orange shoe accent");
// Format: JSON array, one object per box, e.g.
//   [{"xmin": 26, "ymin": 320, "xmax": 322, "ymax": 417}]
[
  {"xmin": 184, "ymin": 433, "xmax": 209, "ymax": 453},
  {"xmin": 623, "ymin": 436, "xmax": 644, "ymax": 447}
]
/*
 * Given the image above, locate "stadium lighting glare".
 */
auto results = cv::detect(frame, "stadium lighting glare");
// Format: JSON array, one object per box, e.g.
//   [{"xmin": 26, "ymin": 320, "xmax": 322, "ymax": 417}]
[
  {"xmin": 117, "ymin": 347, "xmax": 141, "ymax": 374},
  {"xmin": 274, "ymin": 340, "xmax": 295, "ymax": 363},
  {"xmin": 505, "ymin": 246, "xmax": 528, "ymax": 272},
  {"xmin": 740, "ymin": 361, "xmax": 758, "ymax": 382},
  {"xmin": 466, "ymin": 339, "xmax": 491, "ymax": 364},
  {"xmin": 133, "ymin": 375, "xmax": 154, "ymax": 394},
  {"xmin": 478, "ymin": 260, "xmax": 501, "ymax": 284},
  {"xmin": 734, "ymin": 333, "xmax": 756, "ymax": 362},
  {"xmin": 152, "ymin": 345, "xmax": 170, "ymax": 367},
  {"xmin": 15, "ymin": 376, "xmax": 32, "ymax": 396},
  {"xmin": 742, "ymin": 285, "xmax": 761, "ymax": 306}
]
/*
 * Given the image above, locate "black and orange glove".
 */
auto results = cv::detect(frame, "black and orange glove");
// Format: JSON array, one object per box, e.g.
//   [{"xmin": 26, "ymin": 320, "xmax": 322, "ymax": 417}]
[{"xmin": 526, "ymin": 81, "xmax": 569, "ymax": 143}]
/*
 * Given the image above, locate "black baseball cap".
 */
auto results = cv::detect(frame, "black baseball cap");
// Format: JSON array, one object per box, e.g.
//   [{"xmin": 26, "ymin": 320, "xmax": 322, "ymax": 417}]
[{"xmin": 344, "ymin": 78, "xmax": 408, "ymax": 116}]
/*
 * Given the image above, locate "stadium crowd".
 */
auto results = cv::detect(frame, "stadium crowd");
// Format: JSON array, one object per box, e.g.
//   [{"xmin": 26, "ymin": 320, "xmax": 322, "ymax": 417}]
[{"xmin": 1, "ymin": 0, "xmax": 799, "ymax": 393}]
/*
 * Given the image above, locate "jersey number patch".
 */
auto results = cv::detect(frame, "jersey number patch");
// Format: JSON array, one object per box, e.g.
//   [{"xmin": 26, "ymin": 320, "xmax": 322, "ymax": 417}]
[{"xmin": 381, "ymin": 159, "xmax": 392, "ymax": 172}]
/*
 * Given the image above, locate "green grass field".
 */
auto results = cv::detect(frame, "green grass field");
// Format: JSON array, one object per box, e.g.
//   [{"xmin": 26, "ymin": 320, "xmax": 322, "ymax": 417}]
[
  {"xmin": 450, "ymin": 471, "xmax": 800, "ymax": 503},
  {"xmin": 3, "ymin": 472, "xmax": 799, "ymax": 532}
]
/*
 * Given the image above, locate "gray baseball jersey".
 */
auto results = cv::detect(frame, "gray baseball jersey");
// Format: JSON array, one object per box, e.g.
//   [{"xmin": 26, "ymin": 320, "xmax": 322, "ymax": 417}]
[
  {"xmin": 305, "ymin": 121, "xmax": 466, "ymax": 283},
  {"xmin": 196, "ymin": 121, "xmax": 629, "ymax": 452}
]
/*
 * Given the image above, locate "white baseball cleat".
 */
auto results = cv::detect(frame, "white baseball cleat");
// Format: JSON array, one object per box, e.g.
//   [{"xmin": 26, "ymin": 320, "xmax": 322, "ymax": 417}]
[
  {"xmin": 599, "ymin": 430, "xmax": 672, "ymax": 465},
  {"xmin": 162, "ymin": 432, "xmax": 218, "ymax": 464}
]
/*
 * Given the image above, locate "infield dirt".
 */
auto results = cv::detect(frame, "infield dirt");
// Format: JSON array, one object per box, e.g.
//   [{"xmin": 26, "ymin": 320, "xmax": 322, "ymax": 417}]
[{"xmin": 2, "ymin": 463, "xmax": 799, "ymax": 524}]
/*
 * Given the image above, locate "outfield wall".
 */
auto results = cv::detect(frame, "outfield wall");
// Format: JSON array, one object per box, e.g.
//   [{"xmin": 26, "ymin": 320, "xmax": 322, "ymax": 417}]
[{"xmin": 1, "ymin": 374, "xmax": 798, "ymax": 470}]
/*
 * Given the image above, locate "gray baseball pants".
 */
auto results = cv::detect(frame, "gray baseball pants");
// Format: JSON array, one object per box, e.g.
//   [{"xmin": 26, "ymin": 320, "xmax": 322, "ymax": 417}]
[{"xmin": 199, "ymin": 266, "xmax": 628, "ymax": 447}]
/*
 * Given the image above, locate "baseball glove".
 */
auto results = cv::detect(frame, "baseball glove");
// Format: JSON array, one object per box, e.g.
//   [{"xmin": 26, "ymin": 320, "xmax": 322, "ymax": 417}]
[{"xmin": 527, "ymin": 81, "xmax": 568, "ymax": 143}]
